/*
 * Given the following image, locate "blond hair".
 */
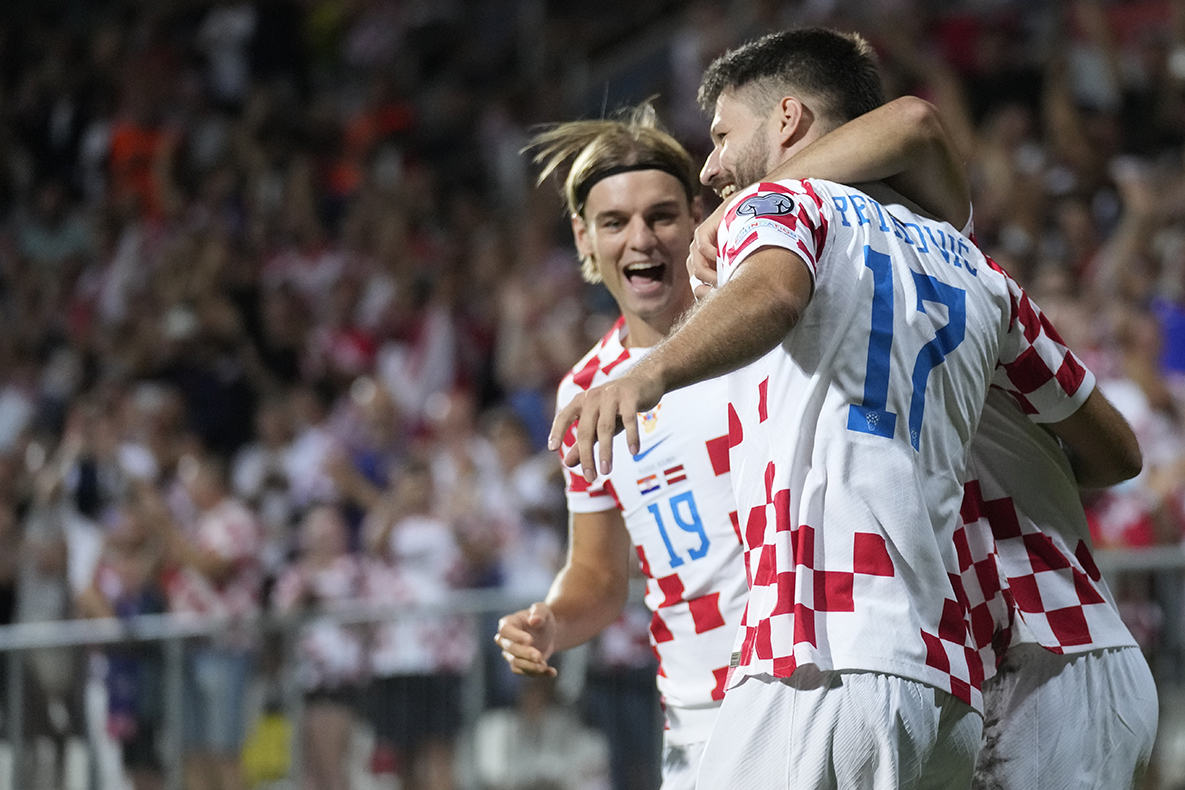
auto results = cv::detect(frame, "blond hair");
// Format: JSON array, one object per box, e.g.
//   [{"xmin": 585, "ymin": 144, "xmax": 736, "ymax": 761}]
[{"xmin": 526, "ymin": 104, "xmax": 697, "ymax": 282}]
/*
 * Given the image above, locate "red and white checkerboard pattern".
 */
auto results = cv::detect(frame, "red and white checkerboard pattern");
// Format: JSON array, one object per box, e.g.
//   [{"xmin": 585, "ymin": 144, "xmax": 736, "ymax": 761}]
[
  {"xmin": 962, "ymin": 383, "xmax": 1135, "ymax": 671},
  {"xmin": 557, "ymin": 320, "xmax": 749, "ymax": 719},
  {"xmin": 272, "ymin": 555, "xmax": 369, "ymax": 690},
  {"xmin": 730, "ymin": 462, "xmax": 984, "ymax": 708},
  {"xmin": 987, "ymin": 258, "xmax": 1095, "ymax": 425},
  {"xmin": 951, "ymin": 515, "xmax": 1014, "ymax": 680},
  {"xmin": 713, "ymin": 179, "xmax": 1109, "ymax": 715},
  {"xmin": 962, "ymin": 469, "xmax": 1128, "ymax": 663},
  {"xmin": 165, "ymin": 497, "xmax": 263, "ymax": 622}
]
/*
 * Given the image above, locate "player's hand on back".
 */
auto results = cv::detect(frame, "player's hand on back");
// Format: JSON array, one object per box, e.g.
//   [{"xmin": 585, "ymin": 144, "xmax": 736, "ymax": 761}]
[
  {"xmin": 549, "ymin": 372, "xmax": 662, "ymax": 482},
  {"xmin": 496, "ymin": 602, "xmax": 559, "ymax": 677}
]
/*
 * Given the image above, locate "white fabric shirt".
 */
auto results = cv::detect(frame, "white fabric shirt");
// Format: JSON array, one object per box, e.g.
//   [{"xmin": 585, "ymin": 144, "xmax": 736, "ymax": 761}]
[
  {"xmin": 716, "ymin": 179, "xmax": 1091, "ymax": 712},
  {"xmin": 272, "ymin": 555, "xmax": 369, "ymax": 691},
  {"xmin": 558, "ymin": 319, "xmax": 747, "ymax": 742},
  {"xmin": 366, "ymin": 514, "xmax": 476, "ymax": 675}
]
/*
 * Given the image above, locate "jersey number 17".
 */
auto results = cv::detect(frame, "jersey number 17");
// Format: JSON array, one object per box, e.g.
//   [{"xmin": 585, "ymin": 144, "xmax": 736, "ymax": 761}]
[{"xmin": 847, "ymin": 246, "xmax": 967, "ymax": 450}]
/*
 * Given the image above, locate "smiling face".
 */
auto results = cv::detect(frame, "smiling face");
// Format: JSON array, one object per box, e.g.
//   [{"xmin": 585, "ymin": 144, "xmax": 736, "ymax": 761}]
[
  {"xmin": 572, "ymin": 169, "xmax": 701, "ymax": 347},
  {"xmin": 700, "ymin": 89, "xmax": 780, "ymax": 199}
]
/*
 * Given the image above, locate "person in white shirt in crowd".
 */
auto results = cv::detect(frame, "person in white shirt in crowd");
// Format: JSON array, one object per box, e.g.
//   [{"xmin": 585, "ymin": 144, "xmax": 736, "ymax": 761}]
[
  {"xmin": 152, "ymin": 453, "xmax": 262, "ymax": 790},
  {"xmin": 272, "ymin": 504, "xmax": 367, "ymax": 790},
  {"xmin": 482, "ymin": 406, "xmax": 565, "ymax": 600},
  {"xmin": 232, "ymin": 394, "xmax": 298, "ymax": 584},
  {"xmin": 473, "ymin": 674, "xmax": 611, "ymax": 790},
  {"xmin": 428, "ymin": 388, "xmax": 515, "ymax": 588},
  {"xmin": 363, "ymin": 459, "xmax": 476, "ymax": 790}
]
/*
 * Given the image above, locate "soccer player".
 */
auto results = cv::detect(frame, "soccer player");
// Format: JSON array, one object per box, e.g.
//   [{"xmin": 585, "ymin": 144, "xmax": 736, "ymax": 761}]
[
  {"xmin": 497, "ymin": 108, "xmax": 745, "ymax": 790},
  {"xmin": 549, "ymin": 29, "xmax": 1144, "ymax": 788},
  {"xmin": 687, "ymin": 52, "xmax": 1157, "ymax": 790},
  {"xmin": 498, "ymin": 98, "xmax": 1013, "ymax": 790},
  {"xmin": 961, "ymin": 390, "xmax": 1157, "ymax": 789},
  {"xmin": 497, "ymin": 109, "xmax": 739, "ymax": 790}
]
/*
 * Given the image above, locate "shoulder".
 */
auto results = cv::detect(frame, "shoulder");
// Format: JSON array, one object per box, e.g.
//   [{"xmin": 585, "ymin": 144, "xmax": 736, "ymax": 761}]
[
  {"xmin": 724, "ymin": 179, "xmax": 830, "ymax": 228},
  {"xmin": 557, "ymin": 317, "xmax": 629, "ymax": 404}
]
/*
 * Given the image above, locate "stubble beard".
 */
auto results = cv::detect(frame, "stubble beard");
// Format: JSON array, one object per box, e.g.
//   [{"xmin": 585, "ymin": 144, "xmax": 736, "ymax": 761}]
[{"xmin": 733, "ymin": 128, "xmax": 773, "ymax": 192}]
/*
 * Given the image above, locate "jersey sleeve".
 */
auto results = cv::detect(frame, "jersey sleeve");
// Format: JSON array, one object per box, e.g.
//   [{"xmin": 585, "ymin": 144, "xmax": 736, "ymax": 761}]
[
  {"xmin": 716, "ymin": 179, "xmax": 830, "ymax": 287},
  {"xmin": 990, "ymin": 264, "xmax": 1095, "ymax": 423},
  {"xmin": 556, "ymin": 378, "xmax": 620, "ymax": 514}
]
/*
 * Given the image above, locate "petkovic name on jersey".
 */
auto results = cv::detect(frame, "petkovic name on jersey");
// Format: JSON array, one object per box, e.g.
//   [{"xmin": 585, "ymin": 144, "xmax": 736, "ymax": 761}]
[{"xmin": 830, "ymin": 190, "xmax": 979, "ymax": 278}]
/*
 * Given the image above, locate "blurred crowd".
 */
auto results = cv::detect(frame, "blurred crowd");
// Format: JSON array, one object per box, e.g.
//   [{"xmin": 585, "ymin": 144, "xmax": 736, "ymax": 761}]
[{"xmin": 0, "ymin": 0, "xmax": 1182, "ymax": 788}]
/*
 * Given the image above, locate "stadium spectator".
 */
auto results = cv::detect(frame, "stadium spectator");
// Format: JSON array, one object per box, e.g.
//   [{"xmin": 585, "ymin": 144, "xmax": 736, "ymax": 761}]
[
  {"xmin": 363, "ymin": 459, "xmax": 476, "ymax": 790},
  {"xmin": 272, "ymin": 504, "xmax": 367, "ymax": 790},
  {"xmin": 16, "ymin": 432, "xmax": 90, "ymax": 790},
  {"xmin": 481, "ymin": 407, "xmax": 564, "ymax": 599},
  {"xmin": 155, "ymin": 454, "xmax": 262, "ymax": 790},
  {"xmin": 473, "ymin": 674, "xmax": 610, "ymax": 790},
  {"xmin": 231, "ymin": 394, "xmax": 298, "ymax": 584},
  {"xmin": 76, "ymin": 498, "xmax": 167, "ymax": 790}
]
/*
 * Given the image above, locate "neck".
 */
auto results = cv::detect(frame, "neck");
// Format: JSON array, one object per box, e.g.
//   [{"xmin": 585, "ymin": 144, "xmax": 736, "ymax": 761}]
[
  {"xmin": 773, "ymin": 114, "xmax": 830, "ymax": 172},
  {"xmin": 622, "ymin": 318, "xmax": 663, "ymax": 349},
  {"xmin": 622, "ymin": 303, "xmax": 691, "ymax": 349}
]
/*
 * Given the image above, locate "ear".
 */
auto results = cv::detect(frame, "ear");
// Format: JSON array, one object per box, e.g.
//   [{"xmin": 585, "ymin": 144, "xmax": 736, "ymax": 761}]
[
  {"xmin": 571, "ymin": 213, "xmax": 593, "ymax": 260},
  {"xmin": 773, "ymin": 96, "xmax": 808, "ymax": 147},
  {"xmin": 690, "ymin": 195, "xmax": 705, "ymax": 224}
]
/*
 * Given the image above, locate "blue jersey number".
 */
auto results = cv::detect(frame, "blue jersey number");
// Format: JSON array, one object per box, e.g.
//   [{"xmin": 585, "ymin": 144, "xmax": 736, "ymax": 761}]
[
  {"xmin": 847, "ymin": 246, "xmax": 966, "ymax": 450},
  {"xmin": 647, "ymin": 491, "xmax": 711, "ymax": 569}
]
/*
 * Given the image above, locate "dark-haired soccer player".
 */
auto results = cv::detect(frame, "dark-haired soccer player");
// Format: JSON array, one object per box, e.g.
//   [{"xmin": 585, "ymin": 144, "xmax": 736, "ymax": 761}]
[
  {"xmin": 499, "ymin": 91, "xmax": 1019, "ymax": 788},
  {"xmin": 551, "ymin": 29, "xmax": 1152, "ymax": 789}
]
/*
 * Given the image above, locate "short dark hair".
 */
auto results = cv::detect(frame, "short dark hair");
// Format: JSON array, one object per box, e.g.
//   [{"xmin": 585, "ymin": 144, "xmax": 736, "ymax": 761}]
[{"xmin": 698, "ymin": 28, "xmax": 885, "ymax": 128}]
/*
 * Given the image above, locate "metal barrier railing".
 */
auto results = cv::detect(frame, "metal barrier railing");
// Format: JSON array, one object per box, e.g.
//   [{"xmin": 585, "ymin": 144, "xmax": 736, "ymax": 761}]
[
  {"xmin": 0, "ymin": 590, "xmax": 545, "ymax": 790},
  {"xmin": 0, "ymin": 548, "xmax": 1179, "ymax": 789}
]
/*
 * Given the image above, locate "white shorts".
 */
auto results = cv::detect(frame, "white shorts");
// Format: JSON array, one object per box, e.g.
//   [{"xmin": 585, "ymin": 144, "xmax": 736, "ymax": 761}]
[
  {"xmin": 663, "ymin": 736, "xmax": 708, "ymax": 790},
  {"xmin": 662, "ymin": 705, "xmax": 719, "ymax": 790},
  {"xmin": 696, "ymin": 667, "xmax": 982, "ymax": 790},
  {"xmin": 974, "ymin": 644, "xmax": 1157, "ymax": 790}
]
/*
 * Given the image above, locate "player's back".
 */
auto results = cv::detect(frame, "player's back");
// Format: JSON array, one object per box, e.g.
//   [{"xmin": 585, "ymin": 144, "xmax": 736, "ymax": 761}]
[
  {"xmin": 722, "ymin": 179, "xmax": 1012, "ymax": 541},
  {"xmin": 716, "ymin": 178, "xmax": 1020, "ymax": 710}
]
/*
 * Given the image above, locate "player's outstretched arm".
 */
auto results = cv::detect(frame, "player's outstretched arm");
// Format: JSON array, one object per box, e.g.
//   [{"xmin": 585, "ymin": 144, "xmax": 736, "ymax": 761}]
[
  {"xmin": 1049, "ymin": 387, "xmax": 1143, "ymax": 488},
  {"xmin": 553, "ymin": 246, "xmax": 812, "ymax": 480},
  {"xmin": 495, "ymin": 509, "xmax": 634, "ymax": 676},
  {"xmin": 690, "ymin": 96, "xmax": 969, "ymax": 289}
]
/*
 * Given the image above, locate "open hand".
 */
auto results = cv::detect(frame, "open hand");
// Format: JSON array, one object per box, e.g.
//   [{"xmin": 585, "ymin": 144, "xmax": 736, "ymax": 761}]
[{"xmin": 547, "ymin": 372, "xmax": 662, "ymax": 482}]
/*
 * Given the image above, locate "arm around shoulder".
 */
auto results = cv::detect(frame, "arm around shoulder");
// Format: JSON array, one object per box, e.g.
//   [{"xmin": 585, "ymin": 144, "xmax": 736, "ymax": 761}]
[{"xmin": 768, "ymin": 96, "xmax": 971, "ymax": 229}]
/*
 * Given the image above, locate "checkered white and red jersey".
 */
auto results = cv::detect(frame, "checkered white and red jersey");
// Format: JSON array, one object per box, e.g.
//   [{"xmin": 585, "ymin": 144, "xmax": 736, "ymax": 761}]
[
  {"xmin": 715, "ymin": 179, "xmax": 1092, "ymax": 712},
  {"xmin": 273, "ymin": 554, "xmax": 369, "ymax": 691},
  {"xmin": 958, "ymin": 387, "xmax": 1137, "ymax": 680},
  {"xmin": 164, "ymin": 496, "xmax": 263, "ymax": 622},
  {"xmin": 366, "ymin": 514, "xmax": 477, "ymax": 675},
  {"xmin": 558, "ymin": 319, "xmax": 748, "ymax": 721}
]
